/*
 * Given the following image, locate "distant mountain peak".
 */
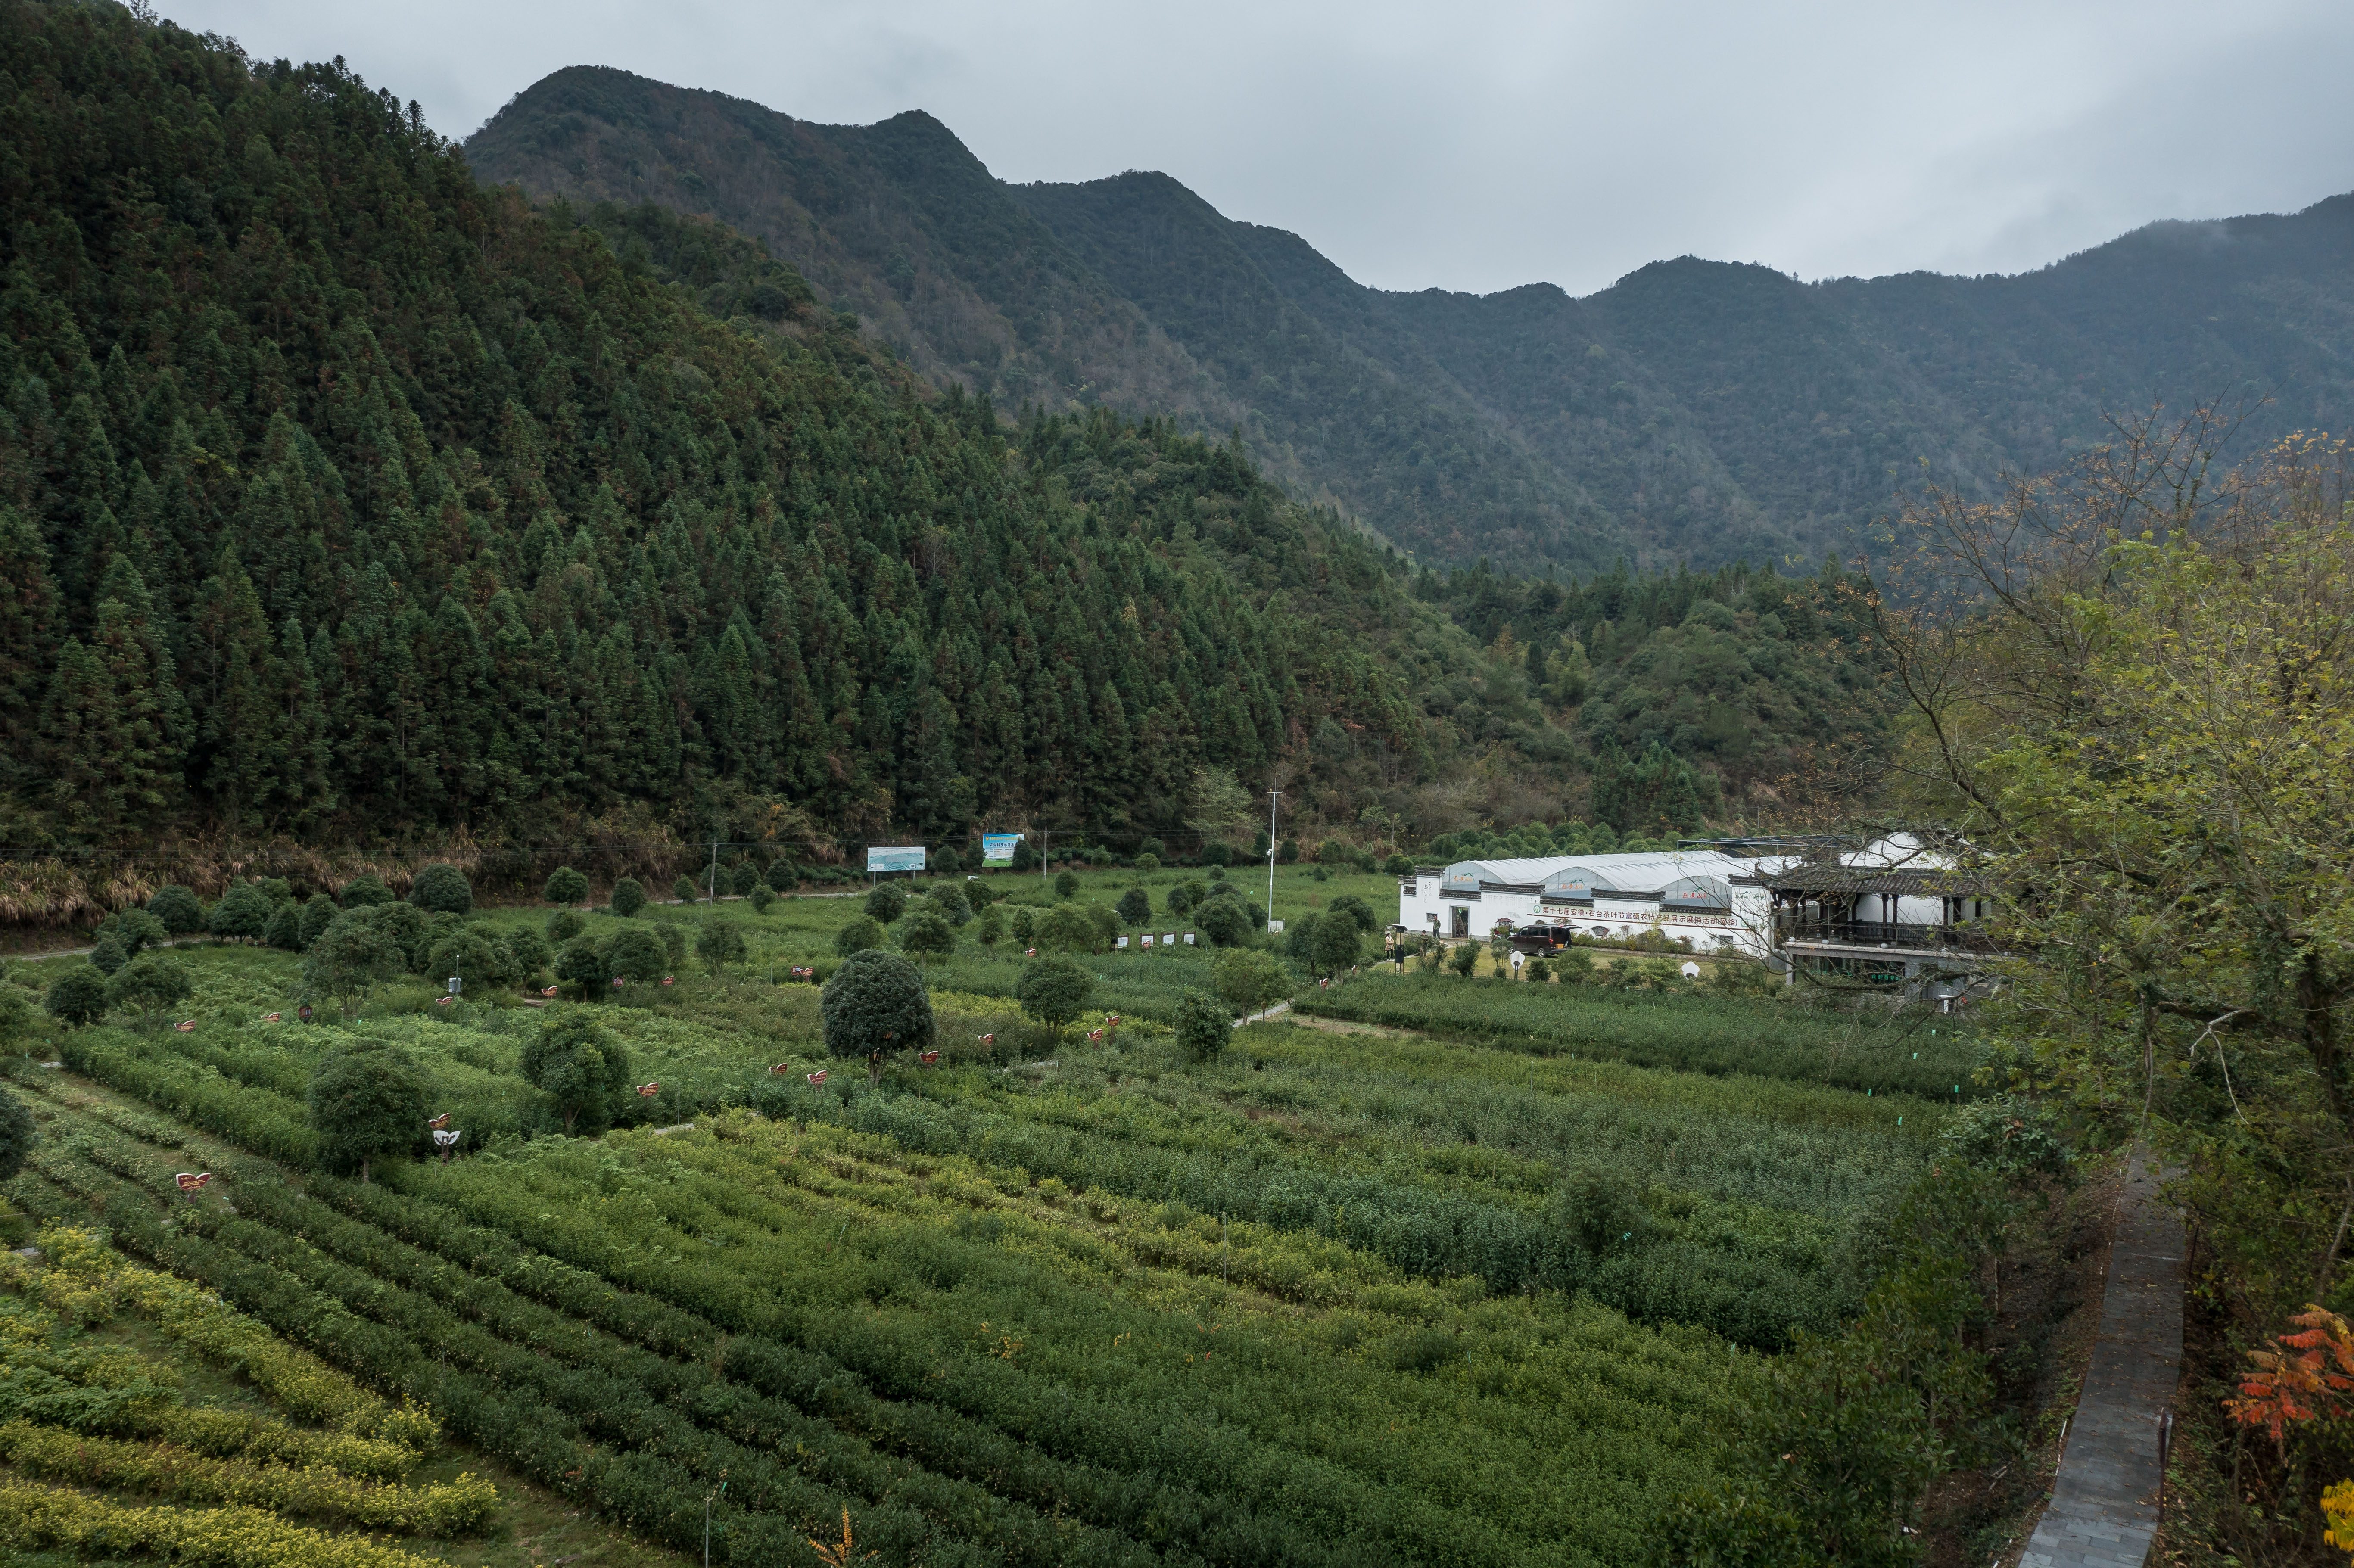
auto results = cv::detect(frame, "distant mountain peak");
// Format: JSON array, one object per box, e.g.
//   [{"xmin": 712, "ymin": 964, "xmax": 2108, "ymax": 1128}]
[{"xmin": 468, "ymin": 68, "xmax": 2354, "ymax": 570}]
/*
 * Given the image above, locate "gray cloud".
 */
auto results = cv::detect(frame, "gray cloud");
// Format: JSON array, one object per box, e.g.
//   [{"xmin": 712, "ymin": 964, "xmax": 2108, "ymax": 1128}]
[{"xmin": 168, "ymin": 0, "xmax": 2354, "ymax": 296}]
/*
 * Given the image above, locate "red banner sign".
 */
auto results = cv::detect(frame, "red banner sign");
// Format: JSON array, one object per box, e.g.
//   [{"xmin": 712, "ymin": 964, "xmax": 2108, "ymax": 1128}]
[
  {"xmin": 769, "ymin": 1061, "xmax": 793, "ymax": 1075},
  {"xmin": 542, "ymin": 986, "xmax": 559, "ymax": 997},
  {"xmin": 174, "ymin": 1173, "xmax": 212, "ymax": 1192},
  {"xmin": 919, "ymin": 1050, "xmax": 939, "ymax": 1065},
  {"xmin": 1087, "ymin": 1027, "xmax": 1104, "ymax": 1042},
  {"xmin": 427, "ymin": 1111, "xmax": 452, "ymax": 1129},
  {"xmin": 262, "ymin": 1012, "xmax": 280, "ymax": 1023},
  {"xmin": 806, "ymin": 1069, "xmax": 828, "ymax": 1085},
  {"xmin": 636, "ymin": 1082, "xmax": 660, "ymax": 1097},
  {"xmin": 660, "ymin": 976, "xmax": 675, "ymax": 986},
  {"xmin": 979, "ymin": 1032, "xmax": 995, "ymax": 1045},
  {"xmin": 174, "ymin": 1021, "xmax": 195, "ymax": 1033}
]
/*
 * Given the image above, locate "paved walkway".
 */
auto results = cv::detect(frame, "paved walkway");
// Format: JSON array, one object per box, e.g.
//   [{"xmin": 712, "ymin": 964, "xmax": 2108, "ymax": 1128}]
[{"xmin": 2019, "ymin": 1145, "xmax": 2186, "ymax": 1568}]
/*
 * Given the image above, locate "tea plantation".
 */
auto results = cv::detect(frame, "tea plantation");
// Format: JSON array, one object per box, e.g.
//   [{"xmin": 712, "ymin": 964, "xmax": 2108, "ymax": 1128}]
[{"xmin": 0, "ymin": 865, "xmax": 1974, "ymax": 1565}]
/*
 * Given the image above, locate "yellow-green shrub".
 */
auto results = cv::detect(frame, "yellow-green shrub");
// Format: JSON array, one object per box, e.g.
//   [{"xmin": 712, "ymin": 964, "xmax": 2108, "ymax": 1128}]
[
  {"xmin": 0, "ymin": 1421, "xmax": 495, "ymax": 1534},
  {"xmin": 0, "ymin": 1478, "xmax": 453, "ymax": 1567},
  {"xmin": 33, "ymin": 1226, "xmax": 438, "ymax": 1450}
]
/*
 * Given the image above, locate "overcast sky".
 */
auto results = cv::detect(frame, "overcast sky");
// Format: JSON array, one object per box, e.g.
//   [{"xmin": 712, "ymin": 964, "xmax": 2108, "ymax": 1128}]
[{"xmin": 167, "ymin": 0, "xmax": 2354, "ymax": 298}]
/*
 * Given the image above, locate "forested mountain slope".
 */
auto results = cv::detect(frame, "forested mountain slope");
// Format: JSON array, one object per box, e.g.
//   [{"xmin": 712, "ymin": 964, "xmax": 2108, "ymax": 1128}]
[
  {"xmin": 468, "ymin": 65, "xmax": 2354, "ymax": 572},
  {"xmin": 0, "ymin": 0, "xmax": 1488, "ymax": 867}
]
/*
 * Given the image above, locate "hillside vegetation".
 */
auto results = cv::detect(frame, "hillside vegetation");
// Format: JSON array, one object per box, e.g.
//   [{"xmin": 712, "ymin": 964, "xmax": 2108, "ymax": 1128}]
[
  {"xmin": 0, "ymin": 1, "xmax": 1504, "ymax": 876},
  {"xmin": 0, "ymin": 0, "xmax": 1909, "ymax": 904},
  {"xmin": 468, "ymin": 65, "xmax": 2354, "ymax": 571}
]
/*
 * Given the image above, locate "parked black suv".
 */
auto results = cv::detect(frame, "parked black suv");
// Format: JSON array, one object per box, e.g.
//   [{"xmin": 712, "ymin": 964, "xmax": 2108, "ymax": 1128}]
[{"xmin": 1507, "ymin": 924, "xmax": 1572, "ymax": 954}]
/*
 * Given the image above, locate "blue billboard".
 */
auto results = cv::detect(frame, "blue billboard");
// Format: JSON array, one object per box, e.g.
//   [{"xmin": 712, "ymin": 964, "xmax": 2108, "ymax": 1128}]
[
  {"xmin": 866, "ymin": 846, "xmax": 926, "ymax": 874},
  {"xmin": 981, "ymin": 833, "xmax": 1024, "ymax": 866}
]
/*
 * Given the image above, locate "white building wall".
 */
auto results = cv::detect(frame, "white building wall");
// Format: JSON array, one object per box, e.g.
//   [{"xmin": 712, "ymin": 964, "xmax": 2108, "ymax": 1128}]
[{"xmin": 1397, "ymin": 852, "xmax": 1791, "ymax": 960}]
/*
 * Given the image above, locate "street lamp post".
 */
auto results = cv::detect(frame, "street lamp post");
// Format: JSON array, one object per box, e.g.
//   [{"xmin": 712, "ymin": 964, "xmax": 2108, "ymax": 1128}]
[{"xmin": 1265, "ymin": 790, "xmax": 1281, "ymax": 932}]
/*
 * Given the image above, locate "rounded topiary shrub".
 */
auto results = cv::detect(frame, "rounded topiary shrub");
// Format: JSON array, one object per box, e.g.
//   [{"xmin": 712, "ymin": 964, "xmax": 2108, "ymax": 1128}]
[
  {"xmin": 609, "ymin": 878, "xmax": 647, "ymax": 918},
  {"xmin": 864, "ymin": 883, "xmax": 907, "ymax": 924},
  {"xmin": 146, "ymin": 884, "xmax": 203, "ymax": 934},
  {"xmin": 543, "ymin": 866, "xmax": 590, "ymax": 905},
  {"xmin": 297, "ymin": 894, "xmax": 339, "ymax": 948},
  {"xmin": 1174, "ymin": 989, "xmax": 1230, "ymax": 1062},
  {"xmin": 407, "ymin": 864, "xmax": 473, "ymax": 915},
  {"xmin": 44, "ymin": 965, "xmax": 109, "ymax": 1028},
  {"xmin": 263, "ymin": 902, "xmax": 304, "ymax": 951},
  {"xmin": 896, "ymin": 910, "xmax": 958, "ymax": 958},
  {"xmin": 106, "ymin": 954, "xmax": 192, "ymax": 1026},
  {"xmin": 603, "ymin": 927, "xmax": 666, "ymax": 984},
  {"xmin": 87, "ymin": 934, "xmax": 128, "ymax": 976},
  {"xmin": 338, "ymin": 873, "xmax": 393, "ymax": 908},
  {"xmin": 206, "ymin": 883, "xmax": 273, "ymax": 942},
  {"xmin": 822, "ymin": 949, "xmax": 934, "ymax": 1067},
  {"xmin": 672, "ymin": 875, "xmax": 701, "ymax": 905},
  {"xmin": 547, "ymin": 909, "xmax": 585, "ymax": 945},
  {"xmin": 834, "ymin": 916, "xmax": 886, "ymax": 958},
  {"xmin": 1016, "ymin": 955, "xmax": 1093, "ymax": 1030},
  {"xmin": 1035, "ymin": 904, "xmax": 1099, "ymax": 954}
]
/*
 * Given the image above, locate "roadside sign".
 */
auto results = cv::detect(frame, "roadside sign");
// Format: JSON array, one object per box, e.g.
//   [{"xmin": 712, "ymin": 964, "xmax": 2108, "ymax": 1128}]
[{"xmin": 981, "ymin": 834, "xmax": 1022, "ymax": 866}]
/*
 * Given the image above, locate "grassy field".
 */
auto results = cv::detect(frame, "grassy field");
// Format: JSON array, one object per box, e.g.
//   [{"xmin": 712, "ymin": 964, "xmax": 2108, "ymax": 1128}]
[{"xmin": 0, "ymin": 865, "xmax": 1971, "ymax": 1565}]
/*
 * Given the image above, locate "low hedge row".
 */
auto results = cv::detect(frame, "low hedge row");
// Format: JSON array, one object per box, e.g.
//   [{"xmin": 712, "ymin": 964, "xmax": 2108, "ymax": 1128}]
[
  {"xmin": 0, "ymin": 1420, "xmax": 498, "ymax": 1534},
  {"xmin": 0, "ymin": 1476, "xmax": 449, "ymax": 1568},
  {"xmin": 32, "ymin": 1223, "xmax": 436, "ymax": 1450},
  {"xmin": 323, "ymin": 1171, "xmax": 1329, "ymax": 1568},
  {"xmin": 50, "ymin": 1033, "xmax": 321, "ymax": 1167},
  {"xmin": 15, "ymin": 1147, "xmax": 1151, "ymax": 1568}
]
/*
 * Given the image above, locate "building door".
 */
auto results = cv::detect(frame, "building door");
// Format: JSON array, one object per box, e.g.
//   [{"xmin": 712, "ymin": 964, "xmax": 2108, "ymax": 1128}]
[{"xmin": 1451, "ymin": 906, "xmax": 1470, "ymax": 938}]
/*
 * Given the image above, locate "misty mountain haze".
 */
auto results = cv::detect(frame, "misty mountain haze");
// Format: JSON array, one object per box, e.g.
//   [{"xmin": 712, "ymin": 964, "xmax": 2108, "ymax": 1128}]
[{"xmin": 464, "ymin": 65, "xmax": 2354, "ymax": 571}]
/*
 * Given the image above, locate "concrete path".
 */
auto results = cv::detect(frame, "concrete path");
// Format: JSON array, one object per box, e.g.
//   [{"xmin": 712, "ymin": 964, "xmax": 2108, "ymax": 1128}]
[{"xmin": 2019, "ymin": 1146, "xmax": 2186, "ymax": 1568}]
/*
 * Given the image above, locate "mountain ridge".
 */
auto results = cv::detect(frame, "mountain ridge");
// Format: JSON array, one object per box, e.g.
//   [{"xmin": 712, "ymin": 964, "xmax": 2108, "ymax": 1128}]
[{"xmin": 465, "ymin": 64, "xmax": 2354, "ymax": 571}]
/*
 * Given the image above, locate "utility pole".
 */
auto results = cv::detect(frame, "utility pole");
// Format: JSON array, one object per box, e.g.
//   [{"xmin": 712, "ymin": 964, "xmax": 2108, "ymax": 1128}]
[
  {"xmin": 1041, "ymin": 828, "xmax": 1049, "ymax": 887},
  {"xmin": 707, "ymin": 829, "xmax": 720, "ymax": 905},
  {"xmin": 1265, "ymin": 790, "xmax": 1281, "ymax": 932}
]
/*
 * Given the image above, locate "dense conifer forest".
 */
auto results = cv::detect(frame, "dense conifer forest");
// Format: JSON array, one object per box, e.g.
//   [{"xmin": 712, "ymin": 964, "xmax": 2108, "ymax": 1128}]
[
  {"xmin": 0, "ymin": 0, "xmax": 1901, "ymax": 896},
  {"xmin": 0, "ymin": 1, "xmax": 1448, "ymax": 868}
]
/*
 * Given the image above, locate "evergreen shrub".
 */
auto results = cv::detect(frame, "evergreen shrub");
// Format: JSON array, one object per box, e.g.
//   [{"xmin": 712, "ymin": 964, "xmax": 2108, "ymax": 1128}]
[
  {"xmin": 542, "ymin": 867, "xmax": 589, "ymax": 905},
  {"xmin": 147, "ymin": 884, "xmax": 203, "ymax": 933},
  {"xmin": 406, "ymin": 865, "xmax": 472, "ymax": 915}
]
